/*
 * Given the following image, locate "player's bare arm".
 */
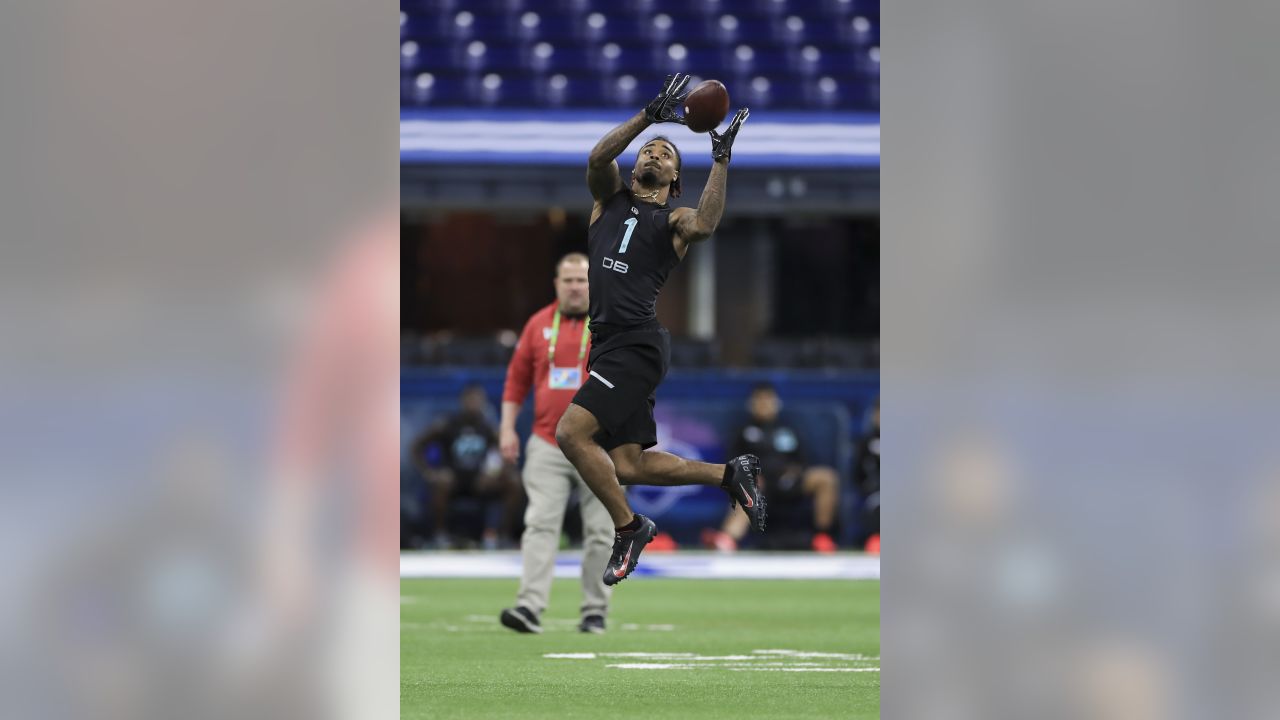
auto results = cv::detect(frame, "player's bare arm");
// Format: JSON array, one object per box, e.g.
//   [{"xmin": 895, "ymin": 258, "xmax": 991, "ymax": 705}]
[
  {"xmin": 671, "ymin": 162, "xmax": 726, "ymax": 254},
  {"xmin": 672, "ymin": 107, "xmax": 749, "ymax": 255},
  {"xmin": 587, "ymin": 74, "xmax": 691, "ymax": 221},
  {"xmin": 585, "ymin": 113, "xmax": 643, "ymax": 209}
]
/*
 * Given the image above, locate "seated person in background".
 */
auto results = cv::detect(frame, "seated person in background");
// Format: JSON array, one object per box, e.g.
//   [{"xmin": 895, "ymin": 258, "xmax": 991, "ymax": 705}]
[
  {"xmin": 854, "ymin": 397, "xmax": 880, "ymax": 553},
  {"xmin": 411, "ymin": 384, "xmax": 522, "ymax": 549},
  {"xmin": 703, "ymin": 382, "xmax": 839, "ymax": 553}
]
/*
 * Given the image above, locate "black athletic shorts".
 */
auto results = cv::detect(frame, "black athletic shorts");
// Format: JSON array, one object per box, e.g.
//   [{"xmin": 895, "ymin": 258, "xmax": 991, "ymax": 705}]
[{"xmin": 570, "ymin": 321, "xmax": 671, "ymax": 451}]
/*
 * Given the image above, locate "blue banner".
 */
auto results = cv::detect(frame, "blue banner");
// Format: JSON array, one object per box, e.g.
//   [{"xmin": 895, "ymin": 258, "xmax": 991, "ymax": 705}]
[{"xmin": 401, "ymin": 109, "xmax": 880, "ymax": 168}]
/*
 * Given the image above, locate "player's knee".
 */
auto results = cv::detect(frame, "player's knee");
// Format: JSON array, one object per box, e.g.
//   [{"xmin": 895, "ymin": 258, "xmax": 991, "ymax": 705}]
[{"xmin": 554, "ymin": 417, "xmax": 579, "ymax": 451}]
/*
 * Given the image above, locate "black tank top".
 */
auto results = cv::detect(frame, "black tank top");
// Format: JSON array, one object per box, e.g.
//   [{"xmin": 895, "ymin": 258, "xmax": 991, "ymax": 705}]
[{"xmin": 587, "ymin": 188, "xmax": 682, "ymax": 330}]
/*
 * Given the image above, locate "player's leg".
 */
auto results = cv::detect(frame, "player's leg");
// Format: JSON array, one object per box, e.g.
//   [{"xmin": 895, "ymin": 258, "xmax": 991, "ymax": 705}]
[
  {"xmin": 803, "ymin": 465, "xmax": 839, "ymax": 552},
  {"xmin": 609, "ymin": 444, "xmax": 724, "ymax": 487},
  {"xmin": 802, "ymin": 465, "xmax": 839, "ymax": 533},
  {"xmin": 700, "ymin": 505, "xmax": 748, "ymax": 552},
  {"xmin": 504, "ymin": 435, "xmax": 573, "ymax": 632},
  {"xmin": 497, "ymin": 465, "xmax": 525, "ymax": 544},
  {"xmin": 555, "ymin": 403, "xmax": 634, "ymax": 526},
  {"xmin": 558, "ymin": 405, "xmax": 659, "ymax": 588},
  {"xmin": 561, "ymin": 338, "xmax": 668, "ymax": 585},
  {"xmin": 722, "ymin": 505, "xmax": 750, "ymax": 539},
  {"xmin": 425, "ymin": 469, "xmax": 455, "ymax": 547},
  {"xmin": 474, "ymin": 465, "xmax": 523, "ymax": 548}
]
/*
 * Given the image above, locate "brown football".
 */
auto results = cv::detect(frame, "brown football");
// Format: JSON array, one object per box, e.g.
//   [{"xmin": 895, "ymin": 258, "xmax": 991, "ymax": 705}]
[{"xmin": 682, "ymin": 79, "xmax": 730, "ymax": 133}]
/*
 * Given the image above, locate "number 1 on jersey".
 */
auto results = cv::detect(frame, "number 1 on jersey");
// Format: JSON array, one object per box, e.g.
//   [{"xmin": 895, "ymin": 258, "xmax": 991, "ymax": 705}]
[{"xmin": 619, "ymin": 217, "xmax": 638, "ymax": 254}]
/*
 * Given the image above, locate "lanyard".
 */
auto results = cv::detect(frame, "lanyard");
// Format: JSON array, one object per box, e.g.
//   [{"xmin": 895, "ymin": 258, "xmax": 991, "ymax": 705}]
[{"xmin": 547, "ymin": 309, "xmax": 590, "ymax": 367}]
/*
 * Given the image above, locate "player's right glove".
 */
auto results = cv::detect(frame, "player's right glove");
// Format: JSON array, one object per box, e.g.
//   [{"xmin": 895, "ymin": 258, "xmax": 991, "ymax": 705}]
[
  {"xmin": 644, "ymin": 74, "xmax": 691, "ymax": 125},
  {"xmin": 710, "ymin": 107, "xmax": 749, "ymax": 162}
]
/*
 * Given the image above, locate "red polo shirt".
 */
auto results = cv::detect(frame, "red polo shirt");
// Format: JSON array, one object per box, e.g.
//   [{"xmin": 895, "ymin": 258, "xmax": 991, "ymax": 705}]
[{"xmin": 503, "ymin": 302, "xmax": 592, "ymax": 446}]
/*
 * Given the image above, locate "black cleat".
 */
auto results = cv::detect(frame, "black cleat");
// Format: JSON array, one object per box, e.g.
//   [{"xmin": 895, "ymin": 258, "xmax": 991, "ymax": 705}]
[
  {"xmin": 723, "ymin": 455, "xmax": 768, "ymax": 532},
  {"xmin": 499, "ymin": 606, "xmax": 543, "ymax": 634},
  {"xmin": 603, "ymin": 515, "xmax": 657, "ymax": 586},
  {"xmin": 579, "ymin": 615, "xmax": 606, "ymax": 634}
]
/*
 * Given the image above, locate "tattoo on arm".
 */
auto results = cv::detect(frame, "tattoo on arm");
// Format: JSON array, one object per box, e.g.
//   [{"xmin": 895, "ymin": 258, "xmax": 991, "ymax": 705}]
[
  {"xmin": 586, "ymin": 111, "xmax": 650, "ymax": 200},
  {"xmin": 686, "ymin": 160, "xmax": 729, "ymax": 242},
  {"xmin": 589, "ymin": 111, "xmax": 651, "ymax": 167}
]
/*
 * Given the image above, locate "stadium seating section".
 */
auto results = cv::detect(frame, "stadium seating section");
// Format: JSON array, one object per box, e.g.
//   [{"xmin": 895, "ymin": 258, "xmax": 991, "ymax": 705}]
[{"xmin": 401, "ymin": 0, "xmax": 880, "ymax": 110}]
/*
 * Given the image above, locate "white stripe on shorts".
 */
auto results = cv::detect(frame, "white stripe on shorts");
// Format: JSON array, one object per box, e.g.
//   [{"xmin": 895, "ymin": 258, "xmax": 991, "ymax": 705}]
[{"xmin": 589, "ymin": 370, "xmax": 615, "ymax": 388}]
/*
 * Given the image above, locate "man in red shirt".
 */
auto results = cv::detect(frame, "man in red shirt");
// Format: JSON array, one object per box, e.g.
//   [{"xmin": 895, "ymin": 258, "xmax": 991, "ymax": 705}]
[{"xmin": 497, "ymin": 253, "xmax": 614, "ymax": 634}]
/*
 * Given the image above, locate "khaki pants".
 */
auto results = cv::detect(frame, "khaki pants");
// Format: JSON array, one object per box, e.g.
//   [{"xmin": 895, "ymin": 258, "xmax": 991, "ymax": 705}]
[{"xmin": 515, "ymin": 434, "xmax": 614, "ymax": 618}]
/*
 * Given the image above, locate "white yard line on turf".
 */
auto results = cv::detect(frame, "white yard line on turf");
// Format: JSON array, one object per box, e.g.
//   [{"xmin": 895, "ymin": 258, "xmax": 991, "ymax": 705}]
[{"xmin": 544, "ymin": 649, "xmax": 880, "ymax": 672}]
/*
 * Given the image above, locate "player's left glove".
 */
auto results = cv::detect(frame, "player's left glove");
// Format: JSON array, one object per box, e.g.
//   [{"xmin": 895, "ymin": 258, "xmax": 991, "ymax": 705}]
[
  {"xmin": 709, "ymin": 108, "xmax": 749, "ymax": 162},
  {"xmin": 644, "ymin": 74, "xmax": 691, "ymax": 125}
]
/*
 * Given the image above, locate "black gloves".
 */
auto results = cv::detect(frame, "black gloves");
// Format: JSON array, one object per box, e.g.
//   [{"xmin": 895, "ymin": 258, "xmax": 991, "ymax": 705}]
[
  {"xmin": 645, "ymin": 74, "xmax": 748, "ymax": 162},
  {"xmin": 644, "ymin": 74, "xmax": 690, "ymax": 125},
  {"xmin": 710, "ymin": 108, "xmax": 749, "ymax": 163}
]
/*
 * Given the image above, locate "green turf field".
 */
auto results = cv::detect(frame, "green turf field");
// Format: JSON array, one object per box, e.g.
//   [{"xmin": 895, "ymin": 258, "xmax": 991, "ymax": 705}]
[{"xmin": 401, "ymin": 577, "xmax": 880, "ymax": 719}]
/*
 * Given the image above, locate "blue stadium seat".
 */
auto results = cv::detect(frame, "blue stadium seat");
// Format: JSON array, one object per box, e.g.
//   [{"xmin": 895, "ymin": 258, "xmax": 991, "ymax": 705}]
[
  {"xmin": 471, "ymin": 0, "xmax": 532, "ymax": 11},
  {"xmin": 725, "ymin": 44, "xmax": 788, "ymax": 76},
  {"xmin": 841, "ymin": 15, "xmax": 880, "ymax": 45},
  {"xmin": 710, "ymin": 15, "xmax": 775, "ymax": 45},
  {"xmin": 798, "ymin": 18, "xmax": 848, "ymax": 44},
  {"xmin": 519, "ymin": 15, "xmax": 582, "ymax": 41},
  {"xmin": 623, "ymin": 0, "xmax": 700, "ymax": 15},
  {"xmin": 583, "ymin": 42, "xmax": 648, "ymax": 76},
  {"xmin": 524, "ymin": 42, "xmax": 594, "ymax": 74},
  {"xmin": 401, "ymin": 40, "xmax": 453, "ymax": 72},
  {"xmin": 739, "ymin": 74, "xmax": 806, "ymax": 108},
  {"xmin": 406, "ymin": 0, "xmax": 460, "ymax": 11},
  {"xmin": 575, "ymin": 13, "xmax": 647, "ymax": 43},
  {"xmin": 402, "ymin": 72, "xmax": 468, "ymax": 105},
  {"xmin": 554, "ymin": 0, "xmax": 617, "ymax": 13},
  {"xmin": 652, "ymin": 44, "xmax": 723, "ymax": 75},
  {"xmin": 471, "ymin": 43, "xmax": 527, "ymax": 71},
  {"xmin": 491, "ymin": 75, "xmax": 544, "ymax": 106},
  {"xmin": 538, "ymin": 73, "xmax": 598, "ymax": 107}
]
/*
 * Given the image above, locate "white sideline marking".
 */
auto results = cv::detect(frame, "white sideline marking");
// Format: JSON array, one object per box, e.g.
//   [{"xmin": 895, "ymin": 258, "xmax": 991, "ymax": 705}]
[
  {"xmin": 753, "ymin": 650, "xmax": 877, "ymax": 659},
  {"xmin": 589, "ymin": 370, "xmax": 615, "ymax": 388},
  {"xmin": 605, "ymin": 652, "xmax": 695, "ymax": 658},
  {"xmin": 608, "ymin": 664, "xmax": 881, "ymax": 672},
  {"xmin": 735, "ymin": 668, "xmax": 881, "ymax": 673},
  {"xmin": 543, "ymin": 651, "xmax": 873, "ymax": 661},
  {"xmin": 544, "ymin": 649, "xmax": 880, "ymax": 672},
  {"xmin": 619, "ymin": 623, "xmax": 675, "ymax": 631}
]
